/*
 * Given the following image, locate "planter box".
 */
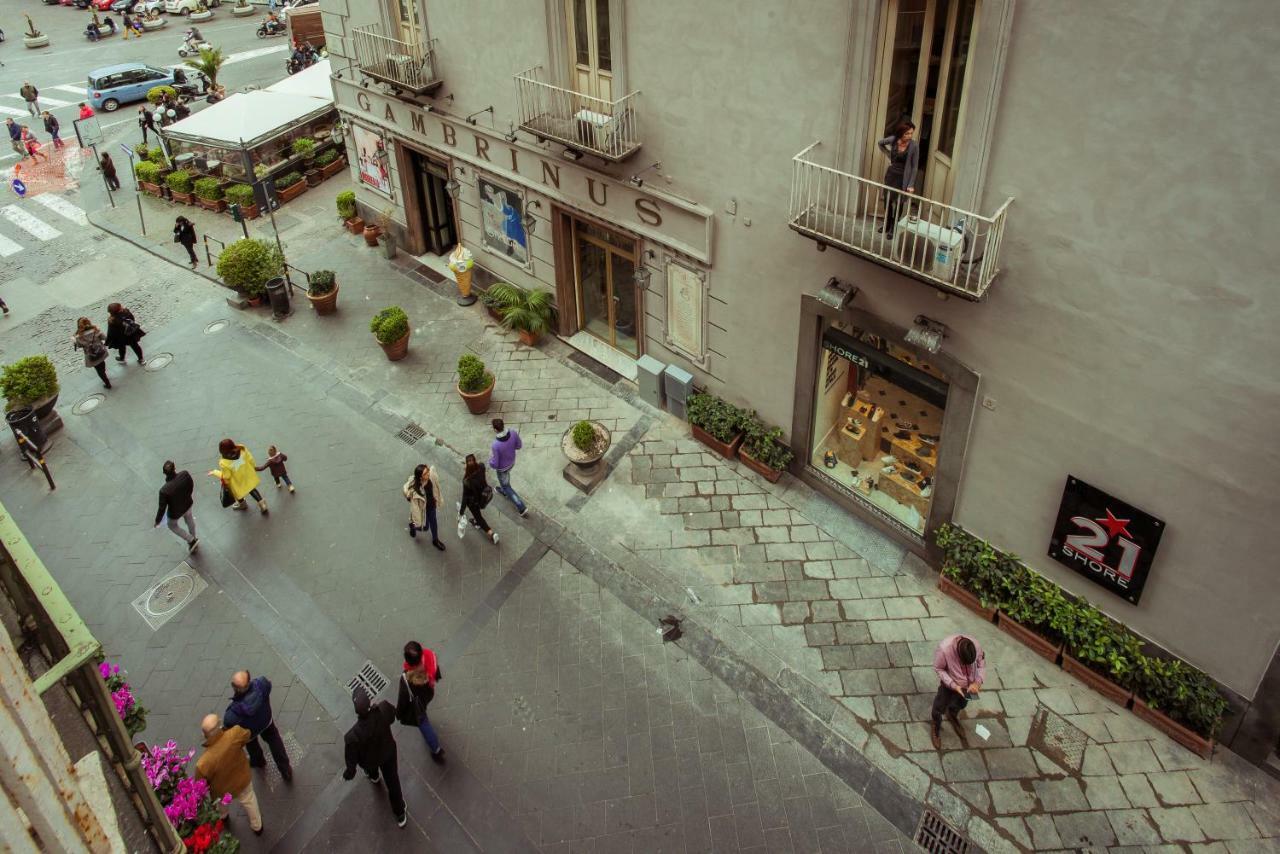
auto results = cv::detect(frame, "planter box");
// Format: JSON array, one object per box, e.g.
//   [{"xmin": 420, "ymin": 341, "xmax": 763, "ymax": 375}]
[
  {"xmin": 1062, "ymin": 654, "xmax": 1134, "ymax": 708},
  {"xmin": 195, "ymin": 196, "xmax": 225, "ymax": 212},
  {"xmin": 1132, "ymin": 697, "xmax": 1214, "ymax": 759},
  {"xmin": 276, "ymin": 180, "xmax": 306, "ymax": 203},
  {"xmin": 236, "ymin": 202, "xmax": 260, "ymax": 220},
  {"xmin": 997, "ymin": 614, "xmax": 1063, "ymax": 664},
  {"xmin": 691, "ymin": 423, "xmax": 743, "ymax": 460},
  {"xmin": 169, "ymin": 190, "xmax": 193, "ymax": 205},
  {"xmin": 738, "ymin": 445, "xmax": 785, "ymax": 483},
  {"xmin": 140, "ymin": 181, "xmax": 165, "ymax": 198},
  {"xmin": 321, "ymin": 156, "xmax": 346, "ymax": 179},
  {"xmin": 938, "ymin": 576, "xmax": 997, "ymax": 622}
]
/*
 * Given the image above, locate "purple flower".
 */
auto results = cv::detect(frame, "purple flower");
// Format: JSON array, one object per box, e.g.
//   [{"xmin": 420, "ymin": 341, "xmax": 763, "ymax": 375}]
[
  {"xmin": 162, "ymin": 777, "xmax": 209, "ymax": 826},
  {"xmin": 221, "ymin": 792, "xmax": 233, "ymax": 805}
]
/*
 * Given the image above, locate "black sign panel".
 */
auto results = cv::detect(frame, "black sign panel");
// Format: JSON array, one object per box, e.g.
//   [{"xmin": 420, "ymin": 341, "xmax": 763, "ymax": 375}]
[{"xmin": 1048, "ymin": 476, "xmax": 1165, "ymax": 604}]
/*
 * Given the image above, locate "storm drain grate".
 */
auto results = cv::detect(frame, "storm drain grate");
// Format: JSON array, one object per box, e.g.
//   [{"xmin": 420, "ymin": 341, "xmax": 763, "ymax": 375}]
[
  {"xmin": 396, "ymin": 422, "xmax": 426, "ymax": 445},
  {"xmin": 914, "ymin": 808, "xmax": 969, "ymax": 854},
  {"xmin": 345, "ymin": 660, "xmax": 390, "ymax": 701},
  {"xmin": 1028, "ymin": 705, "xmax": 1089, "ymax": 773}
]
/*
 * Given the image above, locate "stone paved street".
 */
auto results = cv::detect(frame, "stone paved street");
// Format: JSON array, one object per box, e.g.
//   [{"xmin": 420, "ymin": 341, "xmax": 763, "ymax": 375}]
[{"xmin": 0, "ymin": 175, "xmax": 1275, "ymax": 852}]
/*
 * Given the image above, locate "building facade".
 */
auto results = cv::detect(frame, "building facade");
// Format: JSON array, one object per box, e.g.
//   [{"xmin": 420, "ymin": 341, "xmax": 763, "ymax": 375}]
[{"xmin": 318, "ymin": 0, "xmax": 1280, "ymax": 769}]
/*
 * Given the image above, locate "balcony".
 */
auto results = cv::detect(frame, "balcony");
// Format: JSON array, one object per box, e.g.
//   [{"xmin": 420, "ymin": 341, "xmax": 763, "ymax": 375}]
[
  {"xmin": 352, "ymin": 25, "xmax": 442, "ymax": 96},
  {"xmin": 789, "ymin": 142, "xmax": 1013, "ymax": 300},
  {"xmin": 515, "ymin": 66, "xmax": 641, "ymax": 162}
]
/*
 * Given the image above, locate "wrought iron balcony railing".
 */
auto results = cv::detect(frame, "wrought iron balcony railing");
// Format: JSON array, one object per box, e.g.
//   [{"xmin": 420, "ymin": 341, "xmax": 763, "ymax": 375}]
[
  {"xmin": 515, "ymin": 66, "xmax": 641, "ymax": 162},
  {"xmin": 352, "ymin": 25, "xmax": 442, "ymax": 96}
]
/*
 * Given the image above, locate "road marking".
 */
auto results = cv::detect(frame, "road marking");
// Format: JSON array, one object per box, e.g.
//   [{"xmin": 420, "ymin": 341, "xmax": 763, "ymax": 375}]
[
  {"xmin": 52, "ymin": 85, "xmax": 90, "ymax": 96},
  {"xmin": 0, "ymin": 206, "xmax": 62, "ymax": 241},
  {"xmin": 32, "ymin": 194, "xmax": 89, "ymax": 226},
  {"xmin": 1, "ymin": 95, "xmax": 73, "ymax": 108},
  {"xmin": 224, "ymin": 44, "xmax": 289, "ymax": 65},
  {"xmin": 0, "ymin": 233, "xmax": 22, "ymax": 257},
  {"xmin": 0, "ymin": 106, "xmax": 28, "ymax": 117}
]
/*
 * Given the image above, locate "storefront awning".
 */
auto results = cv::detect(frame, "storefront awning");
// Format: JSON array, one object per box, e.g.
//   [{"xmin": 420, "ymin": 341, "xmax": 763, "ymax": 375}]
[
  {"xmin": 263, "ymin": 59, "xmax": 333, "ymax": 101},
  {"xmin": 162, "ymin": 88, "xmax": 333, "ymax": 150}
]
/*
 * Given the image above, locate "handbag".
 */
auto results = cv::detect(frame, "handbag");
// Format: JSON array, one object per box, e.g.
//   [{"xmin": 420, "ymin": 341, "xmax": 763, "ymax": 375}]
[
  {"xmin": 480, "ymin": 484, "xmax": 494, "ymax": 508},
  {"xmin": 120, "ymin": 317, "xmax": 140, "ymax": 338},
  {"xmin": 220, "ymin": 483, "xmax": 234, "ymax": 508}
]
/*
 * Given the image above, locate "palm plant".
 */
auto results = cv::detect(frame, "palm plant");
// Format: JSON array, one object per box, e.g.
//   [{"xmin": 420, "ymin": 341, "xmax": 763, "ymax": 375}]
[
  {"xmin": 184, "ymin": 46, "xmax": 226, "ymax": 91},
  {"xmin": 487, "ymin": 283, "xmax": 554, "ymax": 335}
]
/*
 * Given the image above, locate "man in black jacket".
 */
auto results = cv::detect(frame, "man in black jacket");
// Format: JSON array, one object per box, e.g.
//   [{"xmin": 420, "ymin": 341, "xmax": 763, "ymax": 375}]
[
  {"xmin": 155, "ymin": 460, "xmax": 198, "ymax": 553},
  {"xmin": 343, "ymin": 687, "xmax": 406, "ymax": 828}
]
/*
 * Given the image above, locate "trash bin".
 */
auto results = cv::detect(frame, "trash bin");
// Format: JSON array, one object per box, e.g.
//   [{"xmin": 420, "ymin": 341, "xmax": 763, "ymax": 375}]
[
  {"xmin": 265, "ymin": 275, "xmax": 291, "ymax": 318},
  {"xmin": 6, "ymin": 407, "xmax": 48, "ymax": 453}
]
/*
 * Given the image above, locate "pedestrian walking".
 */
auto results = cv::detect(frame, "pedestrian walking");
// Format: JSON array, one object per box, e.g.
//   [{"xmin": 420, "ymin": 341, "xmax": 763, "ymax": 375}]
[
  {"xmin": 79, "ymin": 103, "xmax": 96, "ymax": 121},
  {"xmin": 5, "ymin": 119, "xmax": 23, "ymax": 159},
  {"xmin": 343, "ymin": 687, "xmax": 407, "ymax": 829},
  {"xmin": 458, "ymin": 454, "xmax": 499, "ymax": 544},
  {"xmin": 403, "ymin": 463, "xmax": 445, "ymax": 551},
  {"xmin": 0, "ymin": 295, "xmax": 9, "ymax": 316},
  {"xmin": 929, "ymin": 633, "xmax": 985, "ymax": 750},
  {"xmin": 488, "ymin": 418, "xmax": 529, "ymax": 517},
  {"xmin": 72, "ymin": 318, "xmax": 112, "ymax": 390},
  {"xmin": 209, "ymin": 439, "xmax": 268, "ymax": 514},
  {"xmin": 174, "ymin": 216, "xmax": 198, "ymax": 268},
  {"xmin": 155, "ymin": 461, "xmax": 198, "ymax": 553},
  {"xmin": 100, "ymin": 152, "xmax": 120, "ymax": 191},
  {"xmin": 41, "ymin": 112, "xmax": 63, "ymax": 151},
  {"xmin": 19, "ymin": 82, "xmax": 39, "ymax": 117},
  {"xmin": 195, "ymin": 715, "xmax": 263, "ymax": 836},
  {"xmin": 122, "ymin": 11, "xmax": 141, "ymax": 39},
  {"xmin": 22, "ymin": 128, "xmax": 46, "ymax": 163},
  {"xmin": 106, "ymin": 302, "xmax": 146, "ymax": 365},
  {"xmin": 254, "ymin": 445, "xmax": 295, "ymax": 493},
  {"xmin": 138, "ymin": 106, "xmax": 155, "ymax": 144},
  {"xmin": 397, "ymin": 641, "xmax": 446, "ymax": 763},
  {"xmin": 223, "ymin": 671, "xmax": 292, "ymax": 781}
]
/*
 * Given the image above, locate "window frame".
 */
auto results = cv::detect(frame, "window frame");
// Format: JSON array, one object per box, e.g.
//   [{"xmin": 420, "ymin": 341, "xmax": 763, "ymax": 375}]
[{"xmin": 545, "ymin": 0, "xmax": 626, "ymax": 97}]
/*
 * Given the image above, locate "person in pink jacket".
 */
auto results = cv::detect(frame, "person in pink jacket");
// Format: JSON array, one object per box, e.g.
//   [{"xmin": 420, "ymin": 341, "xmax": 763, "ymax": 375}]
[{"xmin": 930, "ymin": 634, "xmax": 985, "ymax": 749}]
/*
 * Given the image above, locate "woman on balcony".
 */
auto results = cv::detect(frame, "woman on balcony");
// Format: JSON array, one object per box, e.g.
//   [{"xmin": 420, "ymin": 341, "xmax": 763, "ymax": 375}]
[{"xmin": 877, "ymin": 119, "xmax": 918, "ymax": 240}]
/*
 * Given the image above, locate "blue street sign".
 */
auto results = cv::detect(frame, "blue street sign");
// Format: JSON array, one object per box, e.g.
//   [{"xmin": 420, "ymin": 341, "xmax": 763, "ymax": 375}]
[{"xmin": 11, "ymin": 179, "xmax": 26, "ymax": 198}]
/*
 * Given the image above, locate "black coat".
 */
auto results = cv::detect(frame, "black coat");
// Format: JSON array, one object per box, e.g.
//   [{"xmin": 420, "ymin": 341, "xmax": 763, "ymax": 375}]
[
  {"xmin": 396, "ymin": 673, "xmax": 435, "ymax": 726},
  {"xmin": 156, "ymin": 470, "xmax": 195, "ymax": 525},
  {"xmin": 460, "ymin": 465, "xmax": 489, "ymax": 512},
  {"xmin": 343, "ymin": 700, "xmax": 397, "ymax": 778},
  {"xmin": 106, "ymin": 309, "xmax": 145, "ymax": 348},
  {"xmin": 174, "ymin": 221, "xmax": 196, "ymax": 247}
]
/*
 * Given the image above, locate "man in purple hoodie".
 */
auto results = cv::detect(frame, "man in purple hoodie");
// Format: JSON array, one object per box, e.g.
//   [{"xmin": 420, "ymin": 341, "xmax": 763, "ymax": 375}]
[{"xmin": 488, "ymin": 418, "xmax": 529, "ymax": 517}]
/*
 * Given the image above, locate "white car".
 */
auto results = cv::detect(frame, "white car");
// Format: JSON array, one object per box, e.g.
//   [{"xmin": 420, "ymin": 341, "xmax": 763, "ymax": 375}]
[{"xmin": 164, "ymin": 0, "xmax": 219, "ymax": 13}]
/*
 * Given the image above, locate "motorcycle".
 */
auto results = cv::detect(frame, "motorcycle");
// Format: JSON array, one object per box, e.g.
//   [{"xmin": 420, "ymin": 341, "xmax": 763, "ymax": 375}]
[
  {"xmin": 177, "ymin": 33, "xmax": 211, "ymax": 58},
  {"xmin": 256, "ymin": 19, "xmax": 286, "ymax": 38},
  {"xmin": 285, "ymin": 43, "xmax": 320, "ymax": 75},
  {"xmin": 171, "ymin": 68, "xmax": 209, "ymax": 102}
]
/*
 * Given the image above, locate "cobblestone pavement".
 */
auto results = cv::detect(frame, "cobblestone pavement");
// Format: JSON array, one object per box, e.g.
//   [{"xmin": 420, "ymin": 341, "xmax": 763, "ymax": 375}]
[{"xmin": 33, "ymin": 178, "xmax": 1277, "ymax": 852}]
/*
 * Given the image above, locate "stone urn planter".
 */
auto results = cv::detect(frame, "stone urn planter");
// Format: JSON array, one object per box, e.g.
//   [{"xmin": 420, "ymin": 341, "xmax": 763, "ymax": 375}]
[
  {"xmin": 305, "ymin": 168, "xmax": 322, "ymax": 188},
  {"xmin": 31, "ymin": 393, "xmax": 63, "ymax": 436},
  {"xmin": 997, "ymin": 614, "xmax": 1064, "ymax": 664},
  {"xmin": 1062, "ymin": 654, "xmax": 1133, "ymax": 708},
  {"xmin": 937, "ymin": 576, "xmax": 997, "ymax": 622},
  {"xmin": 562, "ymin": 420, "xmax": 612, "ymax": 494},
  {"xmin": 230, "ymin": 2, "xmax": 254, "ymax": 15},
  {"xmin": 24, "ymin": 34, "xmax": 50, "ymax": 49},
  {"xmin": 189, "ymin": 9, "xmax": 213, "ymax": 21},
  {"xmin": 1131, "ymin": 697, "xmax": 1214, "ymax": 759},
  {"xmin": 142, "ymin": 16, "xmax": 167, "ymax": 29}
]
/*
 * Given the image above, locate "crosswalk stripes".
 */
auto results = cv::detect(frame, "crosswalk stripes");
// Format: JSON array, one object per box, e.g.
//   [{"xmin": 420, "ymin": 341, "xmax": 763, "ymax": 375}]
[
  {"xmin": 34, "ymin": 97, "xmax": 74, "ymax": 109},
  {"xmin": 32, "ymin": 194, "xmax": 89, "ymax": 226},
  {"xmin": 0, "ymin": 105, "xmax": 28, "ymax": 117},
  {"xmin": 0, "ymin": 205, "xmax": 63, "ymax": 241},
  {"xmin": 0, "ymin": 233, "xmax": 22, "ymax": 258},
  {"xmin": 51, "ymin": 85, "xmax": 89, "ymax": 97}
]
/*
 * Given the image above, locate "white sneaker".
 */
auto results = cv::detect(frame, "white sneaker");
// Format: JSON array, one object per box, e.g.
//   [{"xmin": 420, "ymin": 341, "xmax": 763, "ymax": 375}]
[{"xmin": 490, "ymin": 531, "xmax": 500, "ymax": 545}]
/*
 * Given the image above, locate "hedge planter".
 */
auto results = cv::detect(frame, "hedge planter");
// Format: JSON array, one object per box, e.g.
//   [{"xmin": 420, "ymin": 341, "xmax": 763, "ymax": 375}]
[
  {"xmin": 140, "ymin": 181, "xmax": 165, "ymax": 198},
  {"xmin": 196, "ymin": 196, "xmax": 226, "ymax": 212},
  {"xmin": 378, "ymin": 331, "xmax": 409, "ymax": 361},
  {"xmin": 691, "ymin": 423, "xmax": 743, "ymax": 460},
  {"xmin": 1062, "ymin": 654, "xmax": 1134, "ymax": 708},
  {"xmin": 997, "ymin": 614, "xmax": 1063, "ymax": 664},
  {"xmin": 738, "ymin": 444, "xmax": 785, "ymax": 483},
  {"xmin": 277, "ymin": 180, "xmax": 306, "ymax": 203},
  {"xmin": 938, "ymin": 576, "xmax": 997, "ymax": 623},
  {"xmin": 1132, "ymin": 697, "xmax": 1214, "ymax": 759},
  {"xmin": 169, "ymin": 189, "xmax": 194, "ymax": 205},
  {"xmin": 321, "ymin": 156, "xmax": 347, "ymax": 179}
]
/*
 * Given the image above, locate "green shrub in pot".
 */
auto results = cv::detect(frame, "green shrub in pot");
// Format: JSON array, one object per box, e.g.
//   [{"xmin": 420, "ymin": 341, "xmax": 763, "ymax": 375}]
[
  {"xmin": 336, "ymin": 190, "xmax": 356, "ymax": 220},
  {"xmin": 193, "ymin": 177, "xmax": 223, "ymax": 201},
  {"xmin": 369, "ymin": 306, "xmax": 409, "ymax": 345},
  {"xmin": 274, "ymin": 171, "xmax": 303, "ymax": 191},
  {"xmin": 456, "ymin": 353, "xmax": 493, "ymax": 394},
  {"xmin": 134, "ymin": 161, "xmax": 161, "ymax": 184},
  {"xmin": 309, "ymin": 270, "xmax": 336, "ymax": 296},
  {"xmin": 686, "ymin": 392, "xmax": 748, "ymax": 444},
  {"xmin": 571, "ymin": 419, "xmax": 597, "ymax": 453},
  {"xmin": 485, "ymin": 282, "xmax": 554, "ymax": 336},
  {"xmin": 315, "ymin": 149, "xmax": 339, "ymax": 167},
  {"xmin": 1132, "ymin": 656, "xmax": 1229, "ymax": 740},
  {"xmin": 741, "ymin": 416, "xmax": 795, "ymax": 471},
  {"xmin": 225, "ymin": 183, "xmax": 255, "ymax": 207},
  {"xmin": 1, "ymin": 356, "xmax": 59, "ymax": 409},
  {"xmin": 165, "ymin": 170, "xmax": 193, "ymax": 194},
  {"xmin": 291, "ymin": 137, "xmax": 316, "ymax": 159},
  {"xmin": 215, "ymin": 238, "xmax": 283, "ymax": 298}
]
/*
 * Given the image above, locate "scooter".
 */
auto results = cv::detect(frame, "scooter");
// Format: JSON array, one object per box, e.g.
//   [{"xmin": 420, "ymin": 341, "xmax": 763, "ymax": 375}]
[
  {"xmin": 285, "ymin": 43, "xmax": 319, "ymax": 74},
  {"xmin": 177, "ymin": 34, "xmax": 211, "ymax": 58},
  {"xmin": 256, "ymin": 19, "xmax": 286, "ymax": 38}
]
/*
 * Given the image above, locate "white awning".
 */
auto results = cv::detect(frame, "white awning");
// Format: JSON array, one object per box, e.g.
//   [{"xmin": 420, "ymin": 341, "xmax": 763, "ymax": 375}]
[
  {"xmin": 264, "ymin": 59, "xmax": 333, "ymax": 101},
  {"xmin": 162, "ymin": 87, "xmax": 333, "ymax": 149}
]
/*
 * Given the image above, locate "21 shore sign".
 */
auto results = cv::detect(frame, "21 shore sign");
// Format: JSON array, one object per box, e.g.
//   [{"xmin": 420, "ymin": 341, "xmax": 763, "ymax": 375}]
[{"xmin": 1048, "ymin": 476, "xmax": 1165, "ymax": 605}]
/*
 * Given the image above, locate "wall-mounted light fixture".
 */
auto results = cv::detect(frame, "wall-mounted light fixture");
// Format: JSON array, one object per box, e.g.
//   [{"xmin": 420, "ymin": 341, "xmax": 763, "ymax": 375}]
[
  {"xmin": 561, "ymin": 148, "xmax": 583, "ymax": 162},
  {"xmin": 504, "ymin": 123, "xmax": 519, "ymax": 143},
  {"xmin": 445, "ymin": 165, "xmax": 465, "ymax": 199},
  {"xmin": 465, "ymin": 106, "xmax": 494, "ymax": 125},
  {"xmin": 629, "ymin": 162, "xmax": 662, "ymax": 188},
  {"xmin": 904, "ymin": 315, "xmax": 948, "ymax": 354},
  {"xmin": 815, "ymin": 277, "xmax": 857, "ymax": 311},
  {"xmin": 522, "ymin": 200, "xmax": 542, "ymax": 236},
  {"xmin": 633, "ymin": 249, "xmax": 656, "ymax": 290}
]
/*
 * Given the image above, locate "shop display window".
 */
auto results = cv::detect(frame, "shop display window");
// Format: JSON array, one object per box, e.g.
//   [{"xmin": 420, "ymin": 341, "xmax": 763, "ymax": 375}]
[{"xmin": 808, "ymin": 326, "xmax": 949, "ymax": 535}]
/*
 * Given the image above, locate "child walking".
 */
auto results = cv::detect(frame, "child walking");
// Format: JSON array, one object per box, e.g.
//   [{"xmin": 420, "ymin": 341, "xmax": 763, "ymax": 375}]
[{"xmin": 255, "ymin": 445, "xmax": 295, "ymax": 493}]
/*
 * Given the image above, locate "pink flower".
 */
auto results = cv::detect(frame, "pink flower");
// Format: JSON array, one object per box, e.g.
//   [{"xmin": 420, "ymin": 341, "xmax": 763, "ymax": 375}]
[{"xmin": 221, "ymin": 793, "xmax": 232, "ymax": 805}]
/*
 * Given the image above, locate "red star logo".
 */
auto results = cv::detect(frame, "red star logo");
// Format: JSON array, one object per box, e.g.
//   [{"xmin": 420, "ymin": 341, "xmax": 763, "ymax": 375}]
[{"xmin": 1095, "ymin": 509, "xmax": 1132, "ymax": 541}]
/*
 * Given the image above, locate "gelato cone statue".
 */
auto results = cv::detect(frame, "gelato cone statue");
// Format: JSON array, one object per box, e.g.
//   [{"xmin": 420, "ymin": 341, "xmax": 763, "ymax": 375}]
[{"xmin": 448, "ymin": 243, "xmax": 476, "ymax": 306}]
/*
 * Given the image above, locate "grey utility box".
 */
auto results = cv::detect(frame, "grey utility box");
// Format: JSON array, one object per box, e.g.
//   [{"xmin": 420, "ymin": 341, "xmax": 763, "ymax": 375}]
[
  {"xmin": 636, "ymin": 355, "xmax": 667, "ymax": 409},
  {"xmin": 663, "ymin": 365, "xmax": 694, "ymax": 419}
]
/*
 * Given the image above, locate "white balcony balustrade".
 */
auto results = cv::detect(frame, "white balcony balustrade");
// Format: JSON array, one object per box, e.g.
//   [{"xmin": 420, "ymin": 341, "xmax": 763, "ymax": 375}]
[
  {"xmin": 515, "ymin": 66, "xmax": 641, "ymax": 162},
  {"xmin": 352, "ymin": 25, "xmax": 442, "ymax": 96}
]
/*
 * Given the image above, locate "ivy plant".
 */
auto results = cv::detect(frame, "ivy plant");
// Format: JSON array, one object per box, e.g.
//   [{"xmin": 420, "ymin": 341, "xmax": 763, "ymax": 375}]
[{"xmin": 686, "ymin": 392, "xmax": 748, "ymax": 443}]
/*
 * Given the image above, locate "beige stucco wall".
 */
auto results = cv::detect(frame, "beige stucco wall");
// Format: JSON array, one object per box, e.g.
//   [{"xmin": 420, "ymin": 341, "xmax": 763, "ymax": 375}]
[{"xmin": 319, "ymin": 0, "xmax": 1280, "ymax": 697}]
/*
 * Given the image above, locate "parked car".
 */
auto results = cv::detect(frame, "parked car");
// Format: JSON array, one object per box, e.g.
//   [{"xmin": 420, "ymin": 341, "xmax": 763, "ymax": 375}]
[
  {"xmin": 164, "ymin": 0, "xmax": 219, "ymax": 13},
  {"xmin": 111, "ymin": 0, "xmax": 165, "ymax": 12},
  {"xmin": 86, "ymin": 62, "xmax": 179, "ymax": 111},
  {"xmin": 88, "ymin": 0, "xmax": 117, "ymax": 10}
]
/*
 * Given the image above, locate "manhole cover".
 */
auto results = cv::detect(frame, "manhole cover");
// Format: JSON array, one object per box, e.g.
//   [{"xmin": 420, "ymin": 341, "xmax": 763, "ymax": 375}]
[
  {"xmin": 346, "ymin": 660, "xmax": 390, "ymax": 700},
  {"xmin": 143, "ymin": 353, "xmax": 174, "ymax": 372},
  {"xmin": 915, "ymin": 808, "xmax": 969, "ymax": 854},
  {"xmin": 131, "ymin": 563, "xmax": 208, "ymax": 631},
  {"xmin": 396, "ymin": 423, "xmax": 425, "ymax": 446},
  {"xmin": 72, "ymin": 394, "xmax": 105, "ymax": 415},
  {"xmin": 205, "ymin": 319, "xmax": 229, "ymax": 335},
  {"xmin": 1027, "ymin": 705, "xmax": 1089, "ymax": 773}
]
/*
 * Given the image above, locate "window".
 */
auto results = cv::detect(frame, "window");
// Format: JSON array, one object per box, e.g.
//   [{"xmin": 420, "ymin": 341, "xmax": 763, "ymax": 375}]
[
  {"xmin": 566, "ymin": 0, "xmax": 613, "ymax": 101},
  {"xmin": 387, "ymin": 0, "xmax": 423, "ymax": 44}
]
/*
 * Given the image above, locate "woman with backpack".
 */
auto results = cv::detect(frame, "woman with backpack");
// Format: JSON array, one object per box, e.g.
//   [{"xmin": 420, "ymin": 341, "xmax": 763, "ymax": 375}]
[
  {"xmin": 72, "ymin": 317, "xmax": 111, "ymax": 389},
  {"xmin": 105, "ymin": 302, "xmax": 145, "ymax": 365},
  {"xmin": 403, "ymin": 464, "xmax": 445, "ymax": 551},
  {"xmin": 459, "ymin": 454, "xmax": 499, "ymax": 544}
]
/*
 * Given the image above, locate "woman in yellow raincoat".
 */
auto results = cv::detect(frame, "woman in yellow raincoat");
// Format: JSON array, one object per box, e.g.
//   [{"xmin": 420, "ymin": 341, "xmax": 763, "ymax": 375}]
[{"xmin": 209, "ymin": 438, "xmax": 268, "ymax": 514}]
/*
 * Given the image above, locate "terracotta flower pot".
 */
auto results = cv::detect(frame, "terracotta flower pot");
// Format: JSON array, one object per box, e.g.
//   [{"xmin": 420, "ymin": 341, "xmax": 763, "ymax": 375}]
[
  {"xmin": 196, "ymin": 197, "xmax": 226, "ymax": 212},
  {"xmin": 246, "ymin": 295, "xmax": 264, "ymax": 307},
  {"xmin": 690, "ymin": 423, "xmax": 743, "ymax": 460},
  {"xmin": 238, "ymin": 202, "xmax": 260, "ymax": 220},
  {"xmin": 1062, "ymin": 654, "xmax": 1134, "ymax": 708},
  {"xmin": 345, "ymin": 216, "xmax": 364, "ymax": 234},
  {"xmin": 938, "ymin": 575, "xmax": 997, "ymax": 622},
  {"xmin": 170, "ymin": 190, "xmax": 194, "ymax": 205},
  {"xmin": 307, "ymin": 282, "xmax": 338, "ymax": 315},
  {"xmin": 517, "ymin": 328, "xmax": 541, "ymax": 347},
  {"xmin": 363, "ymin": 225, "xmax": 381, "ymax": 247},
  {"xmin": 378, "ymin": 330, "xmax": 409, "ymax": 361},
  {"xmin": 457, "ymin": 377, "xmax": 495, "ymax": 414},
  {"xmin": 321, "ymin": 156, "xmax": 346, "ymax": 178},
  {"xmin": 997, "ymin": 614, "xmax": 1063, "ymax": 664},
  {"xmin": 738, "ymin": 444, "xmax": 785, "ymax": 483},
  {"xmin": 1131, "ymin": 697, "xmax": 1214, "ymax": 759}
]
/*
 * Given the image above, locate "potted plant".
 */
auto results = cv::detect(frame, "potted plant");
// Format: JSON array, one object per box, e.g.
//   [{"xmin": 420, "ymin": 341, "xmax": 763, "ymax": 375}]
[
  {"xmin": 487, "ymin": 282, "xmax": 554, "ymax": 346},
  {"xmin": 307, "ymin": 269, "xmax": 339, "ymax": 315},
  {"xmin": 23, "ymin": 14, "xmax": 49, "ymax": 49},
  {"xmin": 1130, "ymin": 656, "xmax": 1226, "ymax": 759},
  {"xmin": 146, "ymin": 86, "xmax": 179, "ymax": 107},
  {"xmin": 370, "ymin": 306, "xmax": 410, "ymax": 361},
  {"xmin": 134, "ymin": 161, "xmax": 164, "ymax": 197},
  {"xmin": 141, "ymin": 8, "xmax": 167, "ymax": 29},
  {"xmin": 362, "ymin": 221, "xmax": 381, "ymax": 247},
  {"xmin": 215, "ymin": 237, "xmax": 282, "ymax": 306},
  {"xmin": 377, "ymin": 209, "xmax": 397, "ymax": 259},
  {"xmin": 1058, "ymin": 604, "xmax": 1140, "ymax": 707},
  {"xmin": 165, "ymin": 169, "xmax": 194, "ymax": 204},
  {"xmin": 479, "ymin": 288, "xmax": 504, "ymax": 322},
  {"xmin": 934, "ymin": 524, "xmax": 1001, "ymax": 622},
  {"xmin": 292, "ymin": 137, "xmax": 317, "ymax": 166},
  {"xmin": 336, "ymin": 190, "xmax": 362, "ymax": 233},
  {"xmin": 738, "ymin": 416, "xmax": 795, "ymax": 483},
  {"xmin": 134, "ymin": 143, "xmax": 150, "ymax": 160},
  {"xmin": 2, "ymin": 356, "xmax": 60, "ymax": 432},
  {"xmin": 455, "ymin": 353, "xmax": 495, "ymax": 414},
  {"xmin": 316, "ymin": 148, "xmax": 346, "ymax": 179},
  {"xmin": 562, "ymin": 419, "xmax": 611, "ymax": 469},
  {"xmin": 192, "ymin": 177, "xmax": 225, "ymax": 212},
  {"xmin": 225, "ymin": 183, "xmax": 258, "ymax": 219},
  {"xmin": 189, "ymin": 0, "xmax": 213, "ymax": 22},
  {"xmin": 183, "ymin": 45, "xmax": 225, "ymax": 96},
  {"xmin": 274, "ymin": 170, "xmax": 306, "ymax": 203},
  {"xmin": 995, "ymin": 564, "xmax": 1067, "ymax": 663},
  {"xmin": 231, "ymin": 0, "xmax": 254, "ymax": 16},
  {"xmin": 686, "ymin": 391, "xmax": 748, "ymax": 459}
]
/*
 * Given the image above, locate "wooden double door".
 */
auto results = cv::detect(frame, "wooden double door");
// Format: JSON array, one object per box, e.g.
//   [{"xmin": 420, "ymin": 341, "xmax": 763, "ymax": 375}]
[{"xmin": 553, "ymin": 209, "xmax": 641, "ymax": 358}]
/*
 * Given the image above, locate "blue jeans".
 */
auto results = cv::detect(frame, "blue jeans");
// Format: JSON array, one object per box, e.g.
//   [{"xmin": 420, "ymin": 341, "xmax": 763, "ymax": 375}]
[
  {"xmin": 494, "ymin": 468, "xmax": 526, "ymax": 513},
  {"xmin": 417, "ymin": 714, "xmax": 441, "ymax": 754},
  {"xmin": 273, "ymin": 473, "xmax": 293, "ymax": 487},
  {"xmin": 409, "ymin": 506, "xmax": 438, "ymax": 540}
]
